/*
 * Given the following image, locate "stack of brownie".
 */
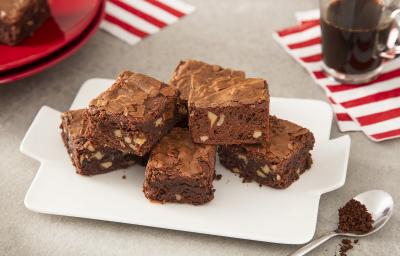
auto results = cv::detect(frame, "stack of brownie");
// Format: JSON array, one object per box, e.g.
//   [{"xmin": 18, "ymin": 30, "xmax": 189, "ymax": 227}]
[
  {"xmin": 170, "ymin": 60, "xmax": 315, "ymax": 189},
  {"xmin": 61, "ymin": 60, "xmax": 315, "ymax": 206},
  {"xmin": 61, "ymin": 71, "xmax": 178, "ymax": 175}
]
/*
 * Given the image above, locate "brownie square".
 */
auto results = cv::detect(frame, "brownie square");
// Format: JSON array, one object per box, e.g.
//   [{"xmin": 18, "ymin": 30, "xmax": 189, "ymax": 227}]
[
  {"xmin": 143, "ymin": 127, "xmax": 216, "ymax": 205},
  {"xmin": 86, "ymin": 71, "xmax": 179, "ymax": 156},
  {"xmin": 169, "ymin": 60, "xmax": 245, "ymax": 127},
  {"xmin": 61, "ymin": 109, "xmax": 146, "ymax": 176},
  {"xmin": 218, "ymin": 116, "xmax": 315, "ymax": 188},
  {"xmin": 0, "ymin": 0, "xmax": 50, "ymax": 45},
  {"xmin": 189, "ymin": 74, "xmax": 269, "ymax": 145}
]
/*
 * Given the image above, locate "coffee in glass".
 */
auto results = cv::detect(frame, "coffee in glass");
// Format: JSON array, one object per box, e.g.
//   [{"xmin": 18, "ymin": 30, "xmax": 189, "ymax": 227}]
[{"xmin": 320, "ymin": 0, "xmax": 400, "ymax": 83}]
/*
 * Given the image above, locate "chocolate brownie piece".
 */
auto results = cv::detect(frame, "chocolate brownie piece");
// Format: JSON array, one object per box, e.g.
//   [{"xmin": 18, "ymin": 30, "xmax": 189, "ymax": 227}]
[
  {"xmin": 218, "ymin": 116, "xmax": 315, "ymax": 188},
  {"xmin": 0, "ymin": 0, "xmax": 50, "ymax": 45},
  {"xmin": 143, "ymin": 127, "xmax": 216, "ymax": 205},
  {"xmin": 169, "ymin": 60, "xmax": 245, "ymax": 126},
  {"xmin": 87, "ymin": 71, "xmax": 179, "ymax": 156},
  {"xmin": 189, "ymin": 73, "xmax": 269, "ymax": 145},
  {"xmin": 61, "ymin": 109, "xmax": 146, "ymax": 176}
]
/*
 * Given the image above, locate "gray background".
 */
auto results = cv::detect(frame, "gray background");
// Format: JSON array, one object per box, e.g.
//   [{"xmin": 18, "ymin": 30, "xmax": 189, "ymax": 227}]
[{"xmin": 1, "ymin": 0, "xmax": 399, "ymax": 255}]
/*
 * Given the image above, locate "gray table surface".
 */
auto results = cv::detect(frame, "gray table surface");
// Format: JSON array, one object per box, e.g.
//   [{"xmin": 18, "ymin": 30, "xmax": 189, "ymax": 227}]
[{"xmin": 1, "ymin": 0, "xmax": 399, "ymax": 255}]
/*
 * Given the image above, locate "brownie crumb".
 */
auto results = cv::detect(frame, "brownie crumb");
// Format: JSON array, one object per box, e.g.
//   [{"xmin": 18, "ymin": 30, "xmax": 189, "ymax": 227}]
[
  {"xmin": 334, "ymin": 199, "xmax": 373, "ymax": 255},
  {"xmin": 338, "ymin": 239, "xmax": 353, "ymax": 256},
  {"xmin": 337, "ymin": 199, "xmax": 373, "ymax": 233},
  {"xmin": 122, "ymin": 175, "xmax": 126, "ymax": 179},
  {"xmin": 342, "ymin": 239, "xmax": 351, "ymax": 245},
  {"xmin": 215, "ymin": 174, "xmax": 222, "ymax": 180}
]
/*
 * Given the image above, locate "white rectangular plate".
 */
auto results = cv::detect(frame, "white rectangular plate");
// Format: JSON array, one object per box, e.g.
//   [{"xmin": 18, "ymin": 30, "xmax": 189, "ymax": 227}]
[{"xmin": 20, "ymin": 79, "xmax": 351, "ymax": 244}]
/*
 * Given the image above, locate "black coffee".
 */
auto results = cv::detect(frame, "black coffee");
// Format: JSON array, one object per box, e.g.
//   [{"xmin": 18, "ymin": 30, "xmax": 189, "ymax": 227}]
[{"xmin": 321, "ymin": 0, "xmax": 393, "ymax": 74}]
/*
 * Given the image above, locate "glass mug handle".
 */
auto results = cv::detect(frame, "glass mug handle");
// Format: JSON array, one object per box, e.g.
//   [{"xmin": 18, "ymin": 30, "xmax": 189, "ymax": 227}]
[{"xmin": 380, "ymin": 9, "xmax": 400, "ymax": 59}]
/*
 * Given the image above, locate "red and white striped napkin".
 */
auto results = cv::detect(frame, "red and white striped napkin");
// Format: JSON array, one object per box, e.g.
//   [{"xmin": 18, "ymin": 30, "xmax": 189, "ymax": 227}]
[
  {"xmin": 100, "ymin": 0, "xmax": 195, "ymax": 45},
  {"xmin": 274, "ymin": 9, "xmax": 400, "ymax": 142}
]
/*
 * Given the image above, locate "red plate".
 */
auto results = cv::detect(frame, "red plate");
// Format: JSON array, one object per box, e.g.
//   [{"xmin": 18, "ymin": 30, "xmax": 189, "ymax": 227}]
[
  {"xmin": 0, "ymin": 1, "xmax": 105, "ymax": 84},
  {"xmin": 0, "ymin": 0, "xmax": 101, "ymax": 71}
]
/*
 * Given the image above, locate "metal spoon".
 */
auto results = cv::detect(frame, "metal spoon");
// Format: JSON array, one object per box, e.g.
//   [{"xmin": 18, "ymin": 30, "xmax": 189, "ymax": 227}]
[{"xmin": 288, "ymin": 190, "xmax": 394, "ymax": 256}]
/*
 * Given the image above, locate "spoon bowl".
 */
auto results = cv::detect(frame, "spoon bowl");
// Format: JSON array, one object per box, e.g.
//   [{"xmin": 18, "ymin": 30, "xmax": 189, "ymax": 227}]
[
  {"xmin": 341, "ymin": 190, "xmax": 394, "ymax": 237},
  {"xmin": 288, "ymin": 190, "xmax": 394, "ymax": 256}
]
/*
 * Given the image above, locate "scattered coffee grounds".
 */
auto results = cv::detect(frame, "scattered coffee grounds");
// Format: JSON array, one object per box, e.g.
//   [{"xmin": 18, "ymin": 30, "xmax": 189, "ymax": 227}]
[
  {"xmin": 215, "ymin": 174, "xmax": 222, "ymax": 181},
  {"xmin": 338, "ymin": 239, "xmax": 354, "ymax": 256},
  {"xmin": 337, "ymin": 199, "xmax": 374, "ymax": 233},
  {"xmin": 122, "ymin": 175, "xmax": 126, "ymax": 179},
  {"xmin": 354, "ymin": 239, "xmax": 359, "ymax": 244}
]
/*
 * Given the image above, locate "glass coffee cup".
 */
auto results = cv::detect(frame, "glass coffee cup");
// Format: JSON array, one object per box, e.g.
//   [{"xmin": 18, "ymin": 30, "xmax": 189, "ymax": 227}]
[{"xmin": 320, "ymin": 0, "xmax": 400, "ymax": 84}]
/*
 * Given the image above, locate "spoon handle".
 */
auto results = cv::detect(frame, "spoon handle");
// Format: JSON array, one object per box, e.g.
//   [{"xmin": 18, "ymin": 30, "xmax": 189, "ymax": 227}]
[{"xmin": 287, "ymin": 231, "xmax": 338, "ymax": 256}]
